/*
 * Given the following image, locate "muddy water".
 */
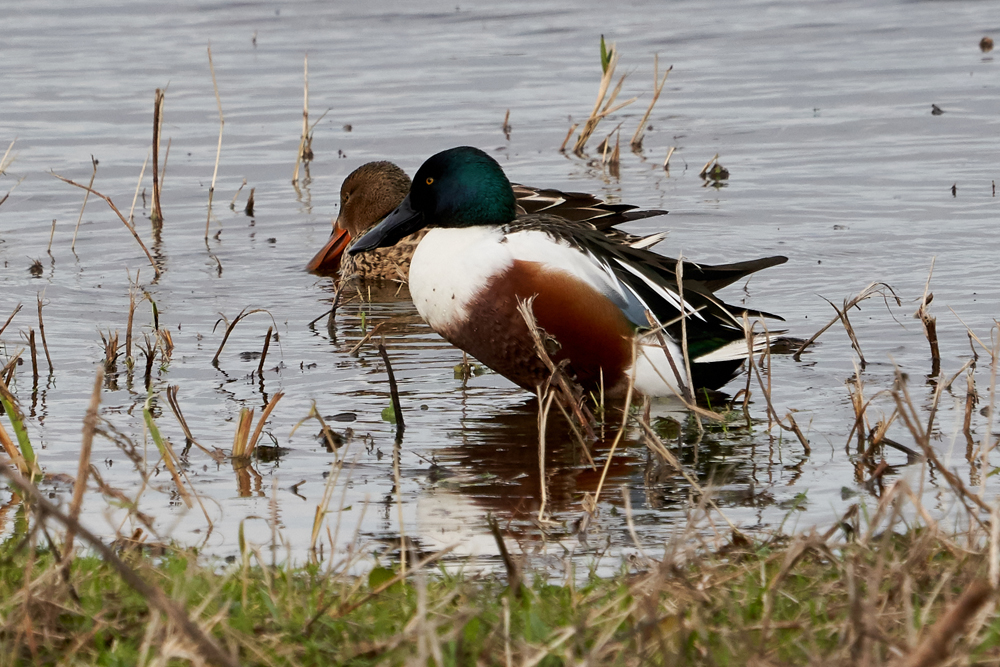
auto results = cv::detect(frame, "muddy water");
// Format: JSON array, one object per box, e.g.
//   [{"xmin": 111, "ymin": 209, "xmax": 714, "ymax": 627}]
[{"xmin": 2, "ymin": 0, "xmax": 999, "ymax": 570}]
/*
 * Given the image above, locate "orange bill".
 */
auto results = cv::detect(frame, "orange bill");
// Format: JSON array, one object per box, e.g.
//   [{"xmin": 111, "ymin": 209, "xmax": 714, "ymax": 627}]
[{"xmin": 306, "ymin": 228, "xmax": 351, "ymax": 274}]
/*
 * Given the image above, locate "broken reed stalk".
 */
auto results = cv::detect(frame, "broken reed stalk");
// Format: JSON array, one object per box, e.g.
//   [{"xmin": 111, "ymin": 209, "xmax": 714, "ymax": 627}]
[
  {"xmin": 377, "ymin": 340, "xmax": 405, "ymax": 438},
  {"xmin": 591, "ymin": 341, "xmax": 637, "ymax": 509},
  {"xmin": 1, "ymin": 303, "xmax": 22, "ymax": 338},
  {"xmin": 244, "ymin": 187, "xmax": 255, "ymax": 217},
  {"xmin": 70, "ymin": 156, "xmax": 98, "ymax": 251},
  {"xmin": 292, "ymin": 54, "xmax": 310, "ymax": 185},
  {"xmin": 572, "ymin": 41, "xmax": 637, "ymax": 155},
  {"xmin": 663, "ymin": 146, "xmax": 676, "ymax": 170},
  {"xmin": 47, "ymin": 219, "xmax": 56, "ymax": 252},
  {"xmin": 231, "ymin": 392, "xmax": 284, "ymax": 460},
  {"xmin": 0, "ymin": 464, "xmax": 240, "ymax": 667},
  {"xmin": 204, "ymin": 47, "xmax": 225, "ymax": 239},
  {"xmin": 36, "ymin": 292, "xmax": 52, "ymax": 371},
  {"xmin": 51, "ymin": 173, "xmax": 161, "ymax": 276},
  {"xmin": 630, "ymin": 58, "xmax": 672, "ymax": 151},
  {"xmin": 143, "ymin": 395, "xmax": 193, "ymax": 509},
  {"xmin": 229, "ymin": 178, "xmax": 247, "ymax": 209},
  {"xmin": 211, "ymin": 307, "xmax": 273, "ymax": 365},
  {"xmin": 125, "ymin": 287, "xmax": 136, "ymax": 363},
  {"xmin": 28, "ymin": 328, "xmax": 38, "ymax": 382},
  {"xmin": 916, "ymin": 260, "xmax": 940, "ymax": 378},
  {"xmin": 151, "ymin": 89, "xmax": 165, "ymax": 225},
  {"xmin": 63, "ymin": 368, "xmax": 103, "ymax": 560},
  {"xmin": 257, "ymin": 326, "xmax": 272, "ymax": 376}
]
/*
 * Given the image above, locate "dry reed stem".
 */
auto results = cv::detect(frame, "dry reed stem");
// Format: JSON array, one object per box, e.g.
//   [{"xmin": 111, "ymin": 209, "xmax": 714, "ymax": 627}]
[
  {"xmin": 0, "ymin": 417, "xmax": 28, "ymax": 475},
  {"xmin": 51, "ymin": 173, "xmax": 161, "ymax": 276},
  {"xmin": 27, "ymin": 328, "xmax": 38, "ymax": 382},
  {"xmin": 743, "ymin": 315, "xmax": 811, "ymax": 453},
  {"xmin": 35, "ymin": 292, "xmax": 52, "ymax": 371},
  {"xmin": 793, "ymin": 282, "xmax": 900, "ymax": 360},
  {"xmin": 663, "ymin": 146, "xmax": 676, "ymax": 170},
  {"xmin": 591, "ymin": 340, "xmax": 637, "ymax": 509},
  {"xmin": 129, "ymin": 148, "xmax": 150, "ymax": 224},
  {"xmin": 559, "ymin": 124, "xmax": 579, "ymax": 152},
  {"xmin": 70, "ymin": 156, "xmax": 98, "ymax": 251},
  {"xmin": 891, "ymin": 368, "xmax": 992, "ymax": 518},
  {"xmin": 893, "ymin": 578, "xmax": 993, "ymax": 667},
  {"xmin": 535, "ymin": 387, "xmax": 557, "ymax": 521},
  {"xmin": 0, "ymin": 303, "xmax": 22, "ymax": 338},
  {"xmin": 516, "ymin": 297, "xmax": 597, "ymax": 440},
  {"xmin": 256, "ymin": 326, "xmax": 272, "ymax": 376},
  {"xmin": 674, "ymin": 257, "xmax": 696, "ymax": 403},
  {"xmin": 637, "ymin": 417, "xmax": 741, "ymax": 536},
  {"xmin": 0, "ymin": 464, "xmax": 240, "ymax": 667},
  {"xmin": 211, "ymin": 308, "xmax": 274, "ymax": 365},
  {"xmin": 151, "ymin": 89, "xmax": 165, "ymax": 224},
  {"xmin": 46, "ymin": 219, "xmax": 56, "ymax": 253},
  {"xmin": 916, "ymin": 260, "xmax": 941, "ymax": 378},
  {"xmin": 164, "ymin": 386, "xmax": 223, "ymax": 462},
  {"xmin": 233, "ymin": 391, "xmax": 284, "ymax": 460},
  {"xmin": 377, "ymin": 341, "xmax": 405, "ymax": 437},
  {"xmin": 630, "ymin": 58, "xmax": 672, "ymax": 150},
  {"xmin": 205, "ymin": 46, "xmax": 225, "ymax": 238},
  {"xmin": 244, "ymin": 187, "xmax": 255, "ymax": 217},
  {"xmin": 0, "ymin": 138, "xmax": 15, "ymax": 174},
  {"xmin": 502, "ymin": 109, "xmax": 511, "ymax": 139},
  {"xmin": 125, "ymin": 287, "xmax": 136, "ymax": 364},
  {"xmin": 698, "ymin": 154, "xmax": 720, "ymax": 178},
  {"xmin": 292, "ymin": 54, "xmax": 309, "ymax": 185},
  {"xmin": 62, "ymin": 368, "xmax": 103, "ymax": 560},
  {"xmin": 573, "ymin": 44, "xmax": 636, "ymax": 155},
  {"xmin": 229, "ymin": 178, "xmax": 246, "ymax": 209}
]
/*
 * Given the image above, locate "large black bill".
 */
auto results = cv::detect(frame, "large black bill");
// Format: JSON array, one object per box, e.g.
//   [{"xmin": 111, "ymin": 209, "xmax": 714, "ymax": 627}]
[{"xmin": 348, "ymin": 194, "xmax": 425, "ymax": 254}]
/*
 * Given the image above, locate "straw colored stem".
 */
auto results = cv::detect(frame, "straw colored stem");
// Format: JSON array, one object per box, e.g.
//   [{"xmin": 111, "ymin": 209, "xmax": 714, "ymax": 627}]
[
  {"xmin": 36, "ymin": 292, "xmax": 52, "ymax": 371},
  {"xmin": 205, "ymin": 47, "xmax": 225, "ymax": 239},
  {"xmin": 63, "ymin": 368, "xmax": 103, "ymax": 558},
  {"xmin": 1, "ymin": 303, "xmax": 22, "ymax": 338},
  {"xmin": 71, "ymin": 156, "xmax": 98, "ymax": 251},
  {"xmin": 51, "ymin": 173, "xmax": 161, "ymax": 276},
  {"xmin": 293, "ymin": 54, "xmax": 309, "ymax": 184},
  {"xmin": 257, "ymin": 326, "xmax": 272, "ymax": 376}
]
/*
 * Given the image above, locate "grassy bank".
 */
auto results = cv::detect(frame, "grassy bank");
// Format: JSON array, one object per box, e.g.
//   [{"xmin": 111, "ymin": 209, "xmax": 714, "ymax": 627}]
[{"xmin": 1, "ymin": 475, "xmax": 998, "ymax": 666}]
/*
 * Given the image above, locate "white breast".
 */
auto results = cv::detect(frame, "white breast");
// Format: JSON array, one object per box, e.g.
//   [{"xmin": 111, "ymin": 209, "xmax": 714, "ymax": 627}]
[{"xmin": 408, "ymin": 226, "xmax": 512, "ymax": 332}]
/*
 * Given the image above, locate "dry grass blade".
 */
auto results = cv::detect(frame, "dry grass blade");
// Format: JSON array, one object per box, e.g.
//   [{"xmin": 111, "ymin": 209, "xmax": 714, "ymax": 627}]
[
  {"xmin": 165, "ymin": 385, "xmax": 225, "ymax": 462},
  {"xmin": 51, "ymin": 172, "xmax": 161, "ymax": 276},
  {"xmin": 36, "ymin": 291, "xmax": 53, "ymax": 371},
  {"xmin": 70, "ymin": 156, "xmax": 98, "ymax": 251},
  {"xmin": 63, "ymin": 368, "xmax": 103, "ymax": 559},
  {"xmin": 516, "ymin": 297, "xmax": 596, "ymax": 440},
  {"xmin": 915, "ymin": 260, "xmax": 941, "ymax": 377},
  {"xmin": 27, "ymin": 328, "xmax": 38, "ymax": 382},
  {"xmin": 211, "ymin": 307, "xmax": 275, "ymax": 365},
  {"xmin": 793, "ymin": 282, "xmax": 900, "ymax": 360},
  {"xmin": 129, "ymin": 148, "xmax": 150, "ymax": 224},
  {"xmin": 0, "ymin": 464, "xmax": 240, "ymax": 667},
  {"xmin": 573, "ymin": 41, "xmax": 636, "ymax": 155},
  {"xmin": 257, "ymin": 325, "xmax": 273, "ymax": 377},
  {"xmin": 743, "ymin": 315, "xmax": 811, "ymax": 453},
  {"xmin": 205, "ymin": 46, "xmax": 225, "ymax": 238},
  {"xmin": 143, "ymin": 395, "xmax": 193, "ymax": 509},
  {"xmin": 630, "ymin": 58, "xmax": 672, "ymax": 150},
  {"xmin": 0, "ymin": 302, "xmax": 22, "ymax": 338},
  {"xmin": 293, "ymin": 54, "xmax": 311, "ymax": 184}
]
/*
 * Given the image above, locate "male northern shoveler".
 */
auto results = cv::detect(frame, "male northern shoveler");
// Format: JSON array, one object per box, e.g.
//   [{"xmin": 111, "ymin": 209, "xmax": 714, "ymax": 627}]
[
  {"xmin": 348, "ymin": 147, "xmax": 788, "ymax": 399},
  {"xmin": 306, "ymin": 161, "xmax": 668, "ymax": 281}
]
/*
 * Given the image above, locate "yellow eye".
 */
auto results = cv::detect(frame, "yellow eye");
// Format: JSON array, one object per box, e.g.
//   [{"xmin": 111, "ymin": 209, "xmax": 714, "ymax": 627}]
[{"xmin": 425, "ymin": 177, "xmax": 434, "ymax": 185}]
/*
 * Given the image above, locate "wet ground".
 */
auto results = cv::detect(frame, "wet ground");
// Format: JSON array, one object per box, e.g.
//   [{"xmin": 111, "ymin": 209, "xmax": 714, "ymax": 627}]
[{"xmin": 2, "ymin": 0, "xmax": 999, "ymax": 570}]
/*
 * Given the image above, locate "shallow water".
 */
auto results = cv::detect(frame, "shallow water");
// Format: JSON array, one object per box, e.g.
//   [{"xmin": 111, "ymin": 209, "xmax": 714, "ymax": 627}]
[{"xmin": 2, "ymin": 0, "xmax": 999, "ymax": 570}]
